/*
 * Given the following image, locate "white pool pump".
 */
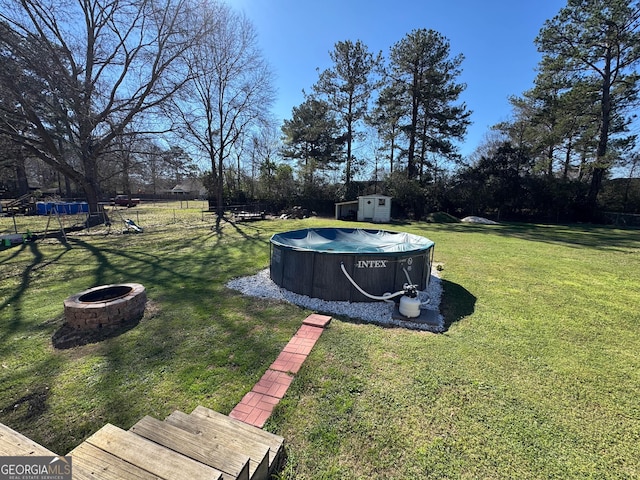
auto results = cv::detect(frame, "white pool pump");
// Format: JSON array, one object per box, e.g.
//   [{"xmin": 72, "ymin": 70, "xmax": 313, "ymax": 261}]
[
  {"xmin": 340, "ymin": 262, "xmax": 428, "ymax": 319},
  {"xmin": 398, "ymin": 285, "xmax": 421, "ymax": 318}
]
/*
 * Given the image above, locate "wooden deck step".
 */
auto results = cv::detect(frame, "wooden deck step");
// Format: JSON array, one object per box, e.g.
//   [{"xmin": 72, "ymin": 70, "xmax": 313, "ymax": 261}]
[
  {"xmin": 190, "ymin": 406, "xmax": 285, "ymax": 476},
  {"xmin": 0, "ymin": 423, "xmax": 55, "ymax": 456},
  {"xmin": 165, "ymin": 411, "xmax": 269, "ymax": 480},
  {"xmin": 130, "ymin": 415, "xmax": 250, "ymax": 480},
  {"xmin": 0, "ymin": 423, "xmax": 94, "ymax": 480},
  {"xmin": 68, "ymin": 441, "xmax": 166, "ymax": 480},
  {"xmin": 72, "ymin": 423, "xmax": 223, "ymax": 480}
]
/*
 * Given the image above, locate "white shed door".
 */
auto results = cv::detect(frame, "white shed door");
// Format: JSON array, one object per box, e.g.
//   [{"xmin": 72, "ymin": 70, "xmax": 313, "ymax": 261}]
[{"xmin": 362, "ymin": 198, "xmax": 375, "ymax": 219}]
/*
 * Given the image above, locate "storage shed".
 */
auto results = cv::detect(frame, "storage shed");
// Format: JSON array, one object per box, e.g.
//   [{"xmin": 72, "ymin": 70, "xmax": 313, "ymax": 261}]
[{"xmin": 335, "ymin": 195, "xmax": 392, "ymax": 223}]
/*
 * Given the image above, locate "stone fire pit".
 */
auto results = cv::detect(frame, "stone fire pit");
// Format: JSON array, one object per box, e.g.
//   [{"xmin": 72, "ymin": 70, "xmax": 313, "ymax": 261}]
[{"xmin": 64, "ymin": 283, "xmax": 146, "ymax": 330}]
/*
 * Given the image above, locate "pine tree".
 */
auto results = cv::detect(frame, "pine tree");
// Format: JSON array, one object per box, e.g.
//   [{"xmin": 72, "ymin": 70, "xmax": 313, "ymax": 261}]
[
  {"xmin": 536, "ymin": 0, "xmax": 640, "ymax": 217},
  {"xmin": 312, "ymin": 40, "xmax": 381, "ymax": 198},
  {"xmin": 388, "ymin": 29, "xmax": 471, "ymax": 180}
]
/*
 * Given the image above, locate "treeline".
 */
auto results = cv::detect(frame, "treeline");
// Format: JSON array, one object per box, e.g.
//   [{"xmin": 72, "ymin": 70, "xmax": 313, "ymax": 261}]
[
  {"xmin": 273, "ymin": 0, "xmax": 640, "ymax": 222},
  {"xmin": 1, "ymin": 0, "xmax": 639, "ymax": 225}
]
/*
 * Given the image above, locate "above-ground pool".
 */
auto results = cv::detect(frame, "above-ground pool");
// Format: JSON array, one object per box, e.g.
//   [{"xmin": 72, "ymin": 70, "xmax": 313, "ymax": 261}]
[{"xmin": 270, "ymin": 227, "xmax": 435, "ymax": 302}]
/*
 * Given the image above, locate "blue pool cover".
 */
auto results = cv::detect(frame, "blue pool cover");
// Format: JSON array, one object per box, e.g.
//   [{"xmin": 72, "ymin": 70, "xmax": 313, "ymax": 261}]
[{"xmin": 270, "ymin": 228, "xmax": 434, "ymax": 254}]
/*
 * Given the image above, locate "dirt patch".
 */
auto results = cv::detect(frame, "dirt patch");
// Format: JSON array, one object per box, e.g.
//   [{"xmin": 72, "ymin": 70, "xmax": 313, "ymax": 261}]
[{"xmin": 0, "ymin": 387, "xmax": 49, "ymax": 422}]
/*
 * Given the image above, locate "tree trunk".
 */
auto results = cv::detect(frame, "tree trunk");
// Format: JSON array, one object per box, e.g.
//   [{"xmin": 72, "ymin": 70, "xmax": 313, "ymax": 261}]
[
  {"xmin": 345, "ymin": 125, "xmax": 353, "ymax": 195},
  {"xmin": 123, "ymin": 153, "xmax": 131, "ymax": 195},
  {"xmin": 407, "ymin": 72, "xmax": 420, "ymax": 179},
  {"xmin": 390, "ymin": 127, "xmax": 395, "ymax": 174},
  {"xmin": 216, "ymin": 150, "xmax": 224, "ymax": 231},
  {"xmin": 587, "ymin": 52, "xmax": 613, "ymax": 219},
  {"xmin": 562, "ymin": 136, "xmax": 573, "ymax": 180},
  {"xmin": 15, "ymin": 152, "xmax": 29, "ymax": 196},
  {"xmin": 76, "ymin": 151, "xmax": 110, "ymax": 227},
  {"xmin": 64, "ymin": 175, "xmax": 72, "ymax": 198},
  {"xmin": 79, "ymin": 180, "xmax": 109, "ymax": 227}
]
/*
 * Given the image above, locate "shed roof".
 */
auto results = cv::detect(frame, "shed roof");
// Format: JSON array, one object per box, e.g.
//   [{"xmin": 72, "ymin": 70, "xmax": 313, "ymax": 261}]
[{"xmin": 335, "ymin": 200, "xmax": 359, "ymax": 206}]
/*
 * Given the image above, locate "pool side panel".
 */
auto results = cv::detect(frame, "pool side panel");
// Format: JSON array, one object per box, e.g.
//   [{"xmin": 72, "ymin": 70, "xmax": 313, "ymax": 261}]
[
  {"xmin": 350, "ymin": 255, "xmax": 399, "ymax": 301},
  {"xmin": 276, "ymin": 248, "xmax": 314, "ymax": 297},
  {"xmin": 270, "ymin": 245, "xmax": 284, "ymax": 287},
  {"xmin": 392, "ymin": 254, "xmax": 429, "ymax": 292},
  {"xmin": 269, "ymin": 229, "xmax": 435, "ymax": 303},
  {"xmin": 311, "ymin": 253, "xmax": 355, "ymax": 301}
]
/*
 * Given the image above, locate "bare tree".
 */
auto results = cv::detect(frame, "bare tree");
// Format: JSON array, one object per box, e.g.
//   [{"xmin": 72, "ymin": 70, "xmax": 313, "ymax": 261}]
[
  {"xmin": 0, "ymin": 0, "xmax": 205, "ymax": 218},
  {"xmin": 248, "ymin": 124, "xmax": 280, "ymax": 199},
  {"xmin": 168, "ymin": 1, "xmax": 275, "ymax": 230}
]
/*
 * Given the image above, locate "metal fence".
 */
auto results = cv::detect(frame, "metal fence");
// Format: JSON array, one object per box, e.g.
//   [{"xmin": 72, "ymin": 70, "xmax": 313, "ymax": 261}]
[
  {"xmin": 604, "ymin": 211, "xmax": 640, "ymax": 227},
  {"xmin": 0, "ymin": 200, "xmax": 213, "ymax": 237}
]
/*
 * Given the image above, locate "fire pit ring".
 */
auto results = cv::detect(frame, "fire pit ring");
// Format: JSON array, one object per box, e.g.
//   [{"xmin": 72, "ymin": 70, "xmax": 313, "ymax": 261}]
[{"xmin": 64, "ymin": 283, "xmax": 146, "ymax": 330}]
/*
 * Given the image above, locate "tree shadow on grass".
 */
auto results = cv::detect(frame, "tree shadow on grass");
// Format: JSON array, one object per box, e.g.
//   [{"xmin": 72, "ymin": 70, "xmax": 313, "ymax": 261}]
[
  {"xmin": 0, "ymin": 241, "xmax": 70, "ymax": 348},
  {"xmin": 429, "ymin": 222, "xmax": 639, "ymax": 252},
  {"xmin": 0, "ymin": 223, "xmax": 295, "ymax": 453},
  {"xmin": 440, "ymin": 278, "xmax": 476, "ymax": 330},
  {"xmin": 224, "ymin": 218, "xmax": 272, "ymax": 244}
]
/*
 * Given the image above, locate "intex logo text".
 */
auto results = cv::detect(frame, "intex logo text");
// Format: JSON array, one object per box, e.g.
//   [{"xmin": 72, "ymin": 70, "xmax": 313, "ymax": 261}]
[{"xmin": 356, "ymin": 260, "xmax": 387, "ymax": 268}]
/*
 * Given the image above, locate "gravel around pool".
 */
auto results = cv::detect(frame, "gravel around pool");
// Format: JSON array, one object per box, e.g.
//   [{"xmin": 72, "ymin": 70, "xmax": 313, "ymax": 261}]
[{"xmin": 227, "ymin": 267, "xmax": 444, "ymax": 332}]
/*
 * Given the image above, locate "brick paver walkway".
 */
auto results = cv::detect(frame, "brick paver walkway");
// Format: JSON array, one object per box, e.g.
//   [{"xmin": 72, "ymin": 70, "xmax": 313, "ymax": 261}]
[{"xmin": 229, "ymin": 314, "xmax": 331, "ymax": 428}]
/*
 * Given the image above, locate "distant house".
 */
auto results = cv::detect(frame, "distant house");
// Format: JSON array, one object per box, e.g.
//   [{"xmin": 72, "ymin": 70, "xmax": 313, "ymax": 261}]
[
  {"xmin": 170, "ymin": 178, "xmax": 206, "ymax": 198},
  {"xmin": 335, "ymin": 194, "xmax": 392, "ymax": 223}
]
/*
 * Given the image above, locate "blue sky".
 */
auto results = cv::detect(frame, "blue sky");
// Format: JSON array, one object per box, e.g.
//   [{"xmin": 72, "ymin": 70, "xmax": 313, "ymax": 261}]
[{"xmin": 228, "ymin": 0, "xmax": 567, "ymax": 159}]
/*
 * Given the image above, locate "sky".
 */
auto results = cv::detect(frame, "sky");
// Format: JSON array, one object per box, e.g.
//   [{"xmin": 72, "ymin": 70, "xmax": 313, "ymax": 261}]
[{"xmin": 228, "ymin": 0, "xmax": 567, "ymax": 159}]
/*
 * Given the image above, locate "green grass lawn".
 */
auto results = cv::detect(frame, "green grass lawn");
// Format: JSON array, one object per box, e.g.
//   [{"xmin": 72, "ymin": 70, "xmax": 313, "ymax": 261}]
[{"xmin": 1, "ymin": 206, "xmax": 639, "ymax": 479}]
